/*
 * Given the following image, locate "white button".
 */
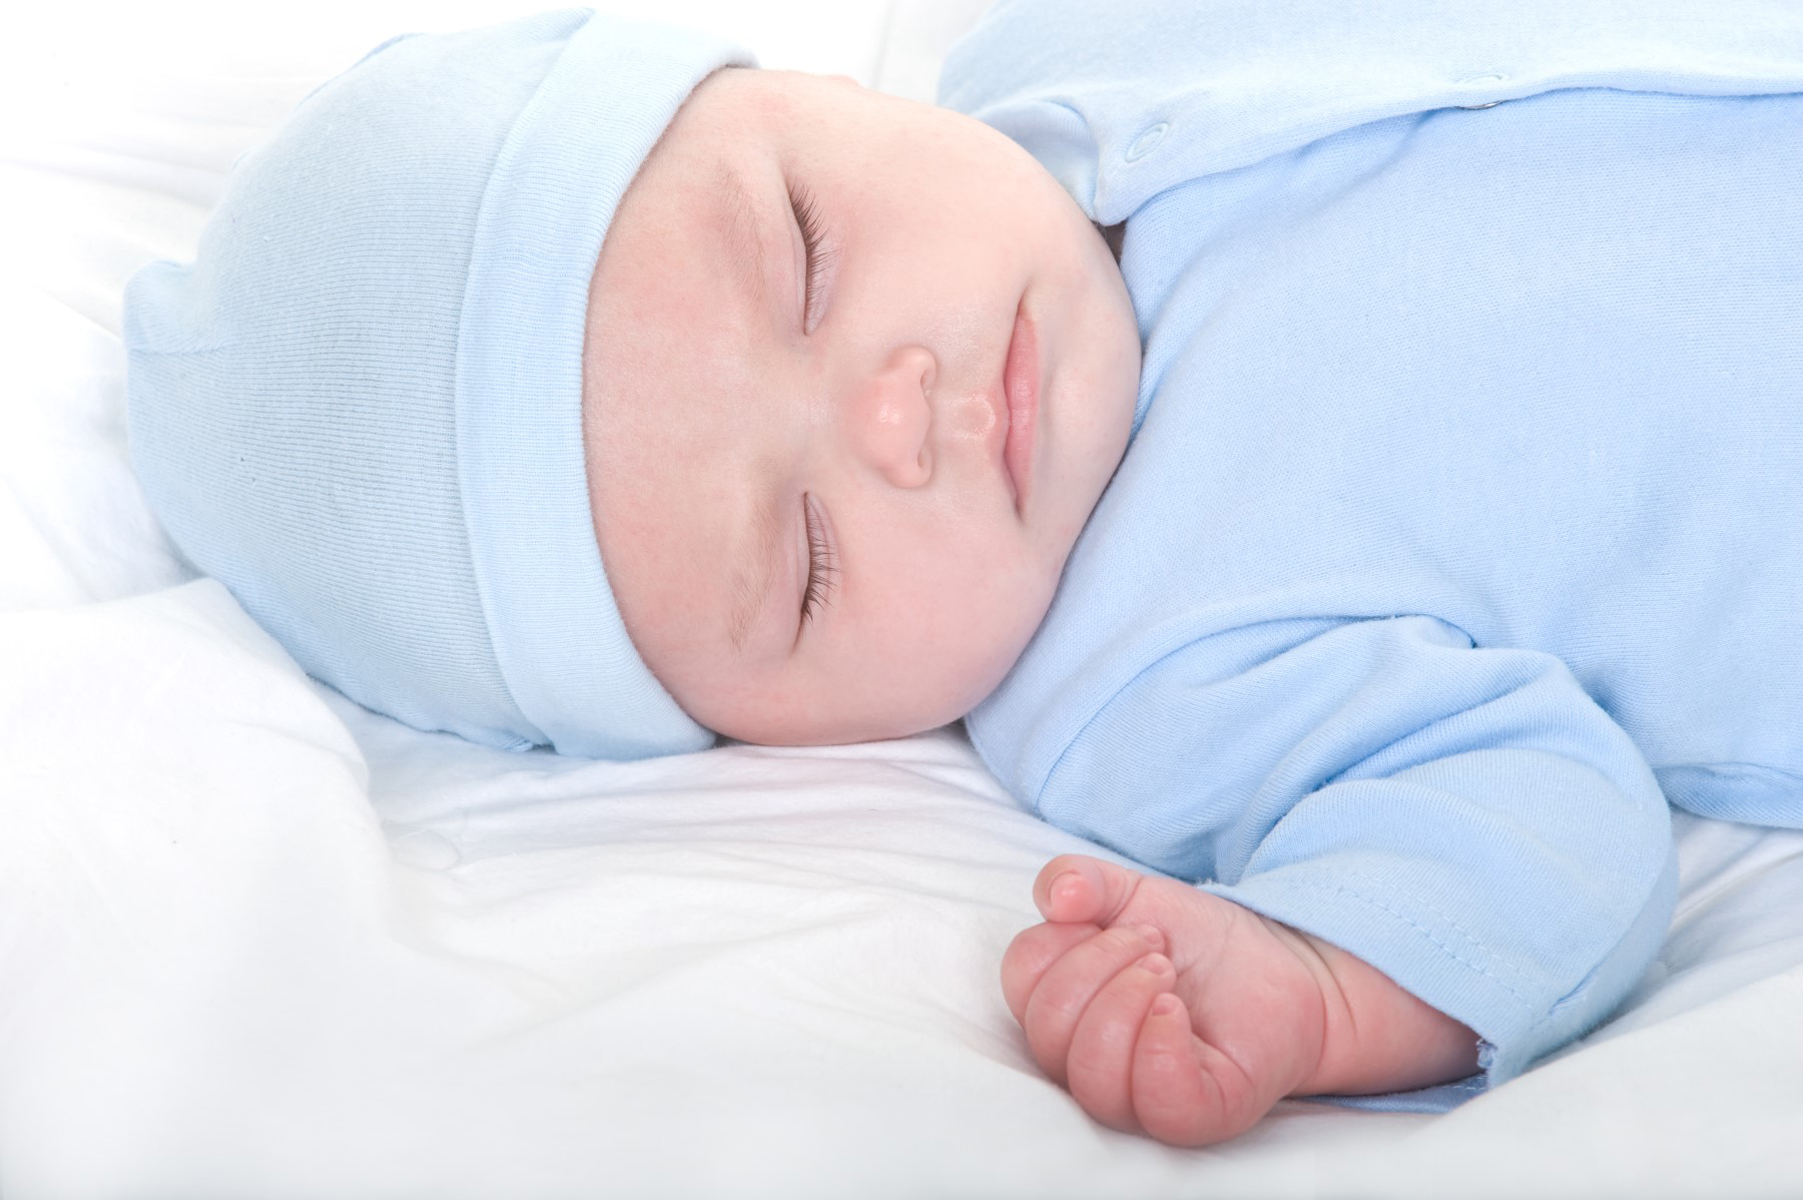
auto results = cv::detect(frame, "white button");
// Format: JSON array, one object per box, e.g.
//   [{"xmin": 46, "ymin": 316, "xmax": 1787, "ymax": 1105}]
[
  {"xmin": 1125, "ymin": 122, "xmax": 1169, "ymax": 162},
  {"xmin": 1456, "ymin": 72, "xmax": 1508, "ymax": 110}
]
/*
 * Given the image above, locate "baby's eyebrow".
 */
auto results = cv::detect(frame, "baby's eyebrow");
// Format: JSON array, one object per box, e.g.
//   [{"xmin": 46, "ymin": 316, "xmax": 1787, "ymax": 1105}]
[
  {"xmin": 717, "ymin": 161, "xmax": 773, "ymax": 315},
  {"xmin": 715, "ymin": 160, "xmax": 792, "ymax": 654},
  {"xmin": 714, "ymin": 162, "xmax": 786, "ymax": 654},
  {"xmin": 726, "ymin": 471, "xmax": 785, "ymax": 653}
]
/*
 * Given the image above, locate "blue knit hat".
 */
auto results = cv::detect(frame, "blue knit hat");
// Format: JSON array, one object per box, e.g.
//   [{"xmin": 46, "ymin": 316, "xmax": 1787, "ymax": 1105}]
[{"xmin": 123, "ymin": 9, "xmax": 753, "ymax": 758}]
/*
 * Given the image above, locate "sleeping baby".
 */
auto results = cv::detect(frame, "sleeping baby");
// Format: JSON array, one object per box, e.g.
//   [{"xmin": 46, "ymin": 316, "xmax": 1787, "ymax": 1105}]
[{"xmin": 123, "ymin": 1, "xmax": 1803, "ymax": 1145}]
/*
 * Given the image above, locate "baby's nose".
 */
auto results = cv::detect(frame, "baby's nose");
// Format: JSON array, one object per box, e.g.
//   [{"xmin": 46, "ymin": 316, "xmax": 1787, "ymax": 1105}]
[{"xmin": 851, "ymin": 345, "xmax": 936, "ymax": 488}]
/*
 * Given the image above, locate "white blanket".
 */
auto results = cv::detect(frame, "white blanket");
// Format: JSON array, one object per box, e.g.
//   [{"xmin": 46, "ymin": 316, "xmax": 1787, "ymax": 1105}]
[{"xmin": 3, "ymin": 3, "xmax": 1800, "ymax": 1196}]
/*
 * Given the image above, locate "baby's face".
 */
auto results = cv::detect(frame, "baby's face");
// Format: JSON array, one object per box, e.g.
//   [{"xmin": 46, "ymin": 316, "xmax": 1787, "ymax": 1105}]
[{"xmin": 583, "ymin": 67, "xmax": 1139, "ymax": 746}]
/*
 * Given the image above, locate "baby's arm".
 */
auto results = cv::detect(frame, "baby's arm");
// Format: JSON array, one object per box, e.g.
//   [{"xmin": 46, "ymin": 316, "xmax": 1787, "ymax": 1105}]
[
  {"xmin": 1001, "ymin": 854, "xmax": 1478, "ymax": 1143},
  {"xmin": 994, "ymin": 614, "xmax": 1679, "ymax": 1138}
]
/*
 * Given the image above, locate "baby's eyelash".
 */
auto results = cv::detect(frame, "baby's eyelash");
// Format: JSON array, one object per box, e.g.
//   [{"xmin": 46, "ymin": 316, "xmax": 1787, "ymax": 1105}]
[
  {"xmin": 800, "ymin": 494, "xmax": 838, "ymax": 625},
  {"xmin": 788, "ymin": 182, "xmax": 835, "ymax": 331}
]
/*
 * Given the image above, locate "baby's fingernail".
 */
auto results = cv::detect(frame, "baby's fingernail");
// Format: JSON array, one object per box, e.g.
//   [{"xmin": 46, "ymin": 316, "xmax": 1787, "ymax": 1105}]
[
  {"xmin": 1151, "ymin": 994, "xmax": 1180, "ymax": 1017},
  {"xmin": 1134, "ymin": 924, "xmax": 1164, "ymax": 949},
  {"xmin": 1136, "ymin": 952, "xmax": 1172, "ymax": 975},
  {"xmin": 1051, "ymin": 872, "xmax": 1082, "ymax": 902}
]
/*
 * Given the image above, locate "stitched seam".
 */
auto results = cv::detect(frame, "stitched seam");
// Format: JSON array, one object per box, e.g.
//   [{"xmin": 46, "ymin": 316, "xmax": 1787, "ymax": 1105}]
[
  {"xmin": 1276, "ymin": 874, "xmax": 1537, "ymax": 1016},
  {"xmin": 1326, "ymin": 867, "xmax": 1540, "ymax": 994}
]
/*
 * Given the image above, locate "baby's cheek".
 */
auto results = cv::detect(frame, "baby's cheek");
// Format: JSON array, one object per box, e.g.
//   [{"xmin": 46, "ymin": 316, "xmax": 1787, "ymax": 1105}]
[{"xmin": 922, "ymin": 583, "xmax": 1045, "ymax": 711}]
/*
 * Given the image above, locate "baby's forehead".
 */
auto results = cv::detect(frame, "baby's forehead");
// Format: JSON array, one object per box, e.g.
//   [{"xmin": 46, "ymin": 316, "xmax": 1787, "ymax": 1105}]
[
  {"xmin": 655, "ymin": 65, "xmax": 773, "ymax": 159},
  {"xmin": 650, "ymin": 65, "xmax": 861, "ymax": 173}
]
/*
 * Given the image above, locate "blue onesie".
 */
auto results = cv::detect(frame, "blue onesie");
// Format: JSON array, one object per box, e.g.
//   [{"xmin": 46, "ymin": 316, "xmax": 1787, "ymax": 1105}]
[{"xmin": 940, "ymin": 0, "xmax": 1803, "ymax": 1106}]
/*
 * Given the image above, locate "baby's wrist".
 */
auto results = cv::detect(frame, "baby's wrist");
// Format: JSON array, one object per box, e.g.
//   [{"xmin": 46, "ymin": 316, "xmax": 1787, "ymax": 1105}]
[{"xmin": 1266, "ymin": 920, "xmax": 1481, "ymax": 1097}]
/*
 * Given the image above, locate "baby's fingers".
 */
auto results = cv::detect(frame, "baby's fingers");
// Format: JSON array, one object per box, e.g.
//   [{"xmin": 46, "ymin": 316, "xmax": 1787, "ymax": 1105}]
[
  {"xmin": 1023, "ymin": 923, "xmax": 1167, "ymax": 1086},
  {"xmin": 1032, "ymin": 853, "xmax": 1139, "ymax": 925},
  {"xmin": 1130, "ymin": 992, "xmax": 1269, "ymax": 1147},
  {"xmin": 1064, "ymin": 951, "xmax": 1178, "ymax": 1132},
  {"xmin": 1000, "ymin": 920, "xmax": 1100, "ymax": 1024}
]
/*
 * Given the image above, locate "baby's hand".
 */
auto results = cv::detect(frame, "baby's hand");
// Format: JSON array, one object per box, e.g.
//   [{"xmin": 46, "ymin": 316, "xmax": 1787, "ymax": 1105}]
[{"xmin": 1000, "ymin": 854, "xmax": 1480, "ymax": 1145}]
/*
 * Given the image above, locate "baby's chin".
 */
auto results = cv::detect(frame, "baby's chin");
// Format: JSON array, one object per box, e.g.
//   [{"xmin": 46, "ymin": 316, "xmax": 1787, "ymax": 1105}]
[
  {"xmin": 695, "ymin": 668, "xmax": 1007, "ymax": 749},
  {"xmin": 709, "ymin": 700, "xmax": 962, "ymax": 749}
]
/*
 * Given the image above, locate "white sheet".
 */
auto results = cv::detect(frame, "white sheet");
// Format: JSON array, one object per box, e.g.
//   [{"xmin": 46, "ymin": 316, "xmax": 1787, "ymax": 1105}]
[{"xmin": 3, "ymin": 3, "xmax": 1801, "ymax": 1196}]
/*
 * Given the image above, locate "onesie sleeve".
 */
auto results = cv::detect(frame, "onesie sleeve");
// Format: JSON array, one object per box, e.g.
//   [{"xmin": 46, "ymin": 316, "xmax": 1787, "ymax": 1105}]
[{"xmin": 1030, "ymin": 613, "xmax": 1678, "ymax": 1099}]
